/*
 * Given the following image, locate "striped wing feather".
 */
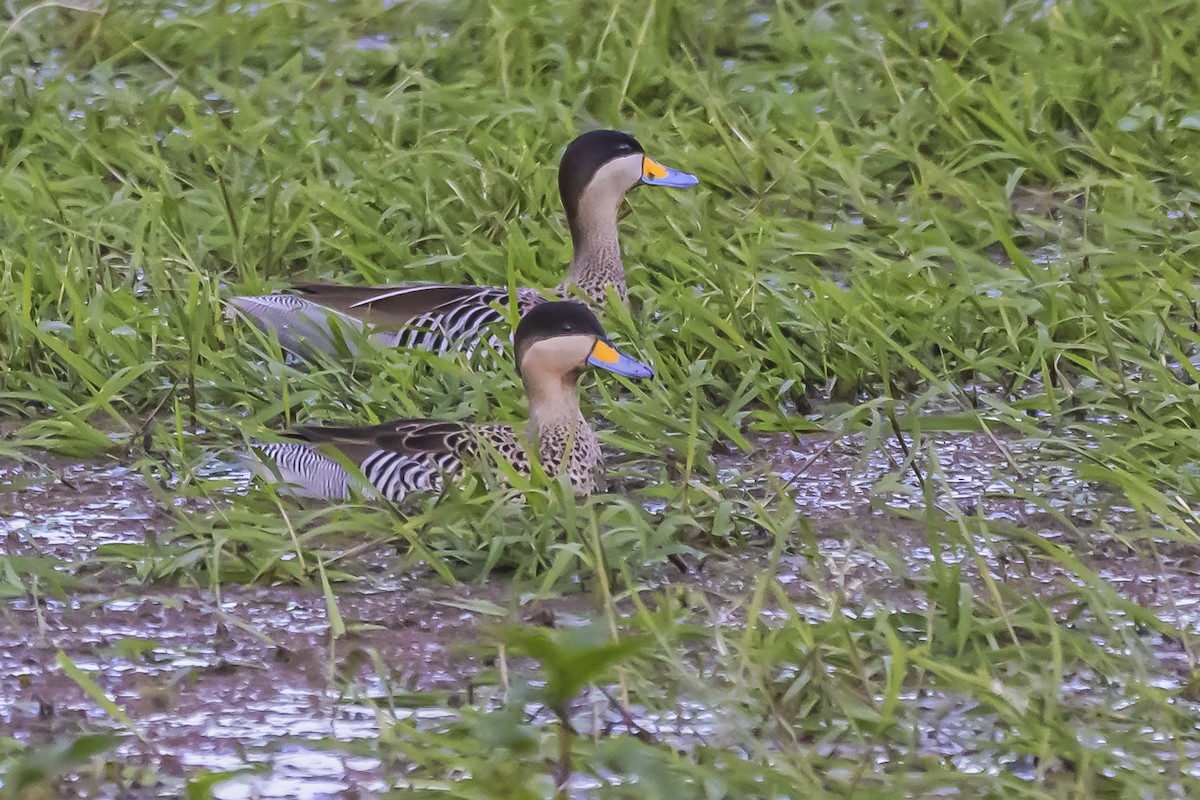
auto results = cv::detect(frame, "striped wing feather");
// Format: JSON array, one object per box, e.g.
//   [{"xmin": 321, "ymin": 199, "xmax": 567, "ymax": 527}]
[
  {"xmin": 234, "ymin": 283, "xmax": 549, "ymax": 357},
  {"xmin": 255, "ymin": 418, "xmax": 533, "ymax": 502},
  {"xmin": 251, "ymin": 419, "xmax": 487, "ymax": 502},
  {"xmin": 288, "ymin": 418, "xmax": 476, "ymax": 463},
  {"xmin": 291, "ymin": 283, "xmax": 501, "ymax": 329}
]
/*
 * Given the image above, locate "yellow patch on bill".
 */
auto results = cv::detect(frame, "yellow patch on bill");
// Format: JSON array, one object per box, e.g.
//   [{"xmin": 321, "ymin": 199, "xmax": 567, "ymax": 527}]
[
  {"xmin": 591, "ymin": 339, "xmax": 620, "ymax": 364},
  {"xmin": 642, "ymin": 157, "xmax": 669, "ymax": 180}
]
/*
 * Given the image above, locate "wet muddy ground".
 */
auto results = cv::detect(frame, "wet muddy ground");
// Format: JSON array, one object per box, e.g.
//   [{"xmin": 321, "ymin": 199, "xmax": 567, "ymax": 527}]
[{"xmin": 2, "ymin": 430, "xmax": 1198, "ymax": 797}]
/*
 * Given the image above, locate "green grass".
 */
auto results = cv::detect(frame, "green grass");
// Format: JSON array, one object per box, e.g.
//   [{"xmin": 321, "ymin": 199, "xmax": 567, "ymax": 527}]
[{"xmin": 3, "ymin": 0, "xmax": 1200, "ymax": 796}]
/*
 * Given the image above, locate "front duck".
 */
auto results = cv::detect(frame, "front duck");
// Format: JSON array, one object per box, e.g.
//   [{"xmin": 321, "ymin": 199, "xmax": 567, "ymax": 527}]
[{"xmin": 250, "ymin": 301, "xmax": 653, "ymax": 501}]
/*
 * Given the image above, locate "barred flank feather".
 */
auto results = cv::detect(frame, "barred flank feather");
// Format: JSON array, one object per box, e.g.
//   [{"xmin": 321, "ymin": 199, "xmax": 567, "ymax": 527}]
[
  {"xmin": 252, "ymin": 443, "xmax": 462, "ymax": 503},
  {"xmin": 380, "ymin": 296, "xmax": 509, "ymax": 356},
  {"xmin": 252, "ymin": 443, "xmax": 353, "ymax": 499},
  {"xmin": 230, "ymin": 285, "xmax": 545, "ymax": 360},
  {"xmin": 248, "ymin": 420, "xmax": 522, "ymax": 503},
  {"xmin": 358, "ymin": 449, "xmax": 456, "ymax": 500}
]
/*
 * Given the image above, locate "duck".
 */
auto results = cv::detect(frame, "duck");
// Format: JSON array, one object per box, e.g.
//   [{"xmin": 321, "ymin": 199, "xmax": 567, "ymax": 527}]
[
  {"xmin": 250, "ymin": 301, "xmax": 653, "ymax": 501},
  {"xmin": 228, "ymin": 129, "xmax": 697, "ymax": 358}
]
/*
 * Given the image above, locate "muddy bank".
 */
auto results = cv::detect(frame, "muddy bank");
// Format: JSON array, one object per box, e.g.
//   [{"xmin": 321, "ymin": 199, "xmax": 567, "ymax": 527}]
[
  {"xmin": 2, "ymin": 431, "xmax": 1196, "ymax": 796},
  {"xmin": 1, "ymin": 582, "xmax": 506, "ymax": 798}
]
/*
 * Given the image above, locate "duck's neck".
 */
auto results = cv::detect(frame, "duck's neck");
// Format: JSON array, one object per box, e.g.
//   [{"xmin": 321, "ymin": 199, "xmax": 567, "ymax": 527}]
[
  {"xmin": 525, "ymin": 377, "xmax": 601, "ymax": 496},
  {"xmin": 561, "ymin": 194, "xmax": 626, "ymax": 307}
]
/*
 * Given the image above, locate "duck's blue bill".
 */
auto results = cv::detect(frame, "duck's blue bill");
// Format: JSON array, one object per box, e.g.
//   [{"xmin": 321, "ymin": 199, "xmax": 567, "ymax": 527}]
[
  {"xmin": 641, "ymin": 156, "xmax": 700, "ymax": 188},
  {"xmin": 588, "ymin": 339, "xmax": 655, "ymax": 379}
]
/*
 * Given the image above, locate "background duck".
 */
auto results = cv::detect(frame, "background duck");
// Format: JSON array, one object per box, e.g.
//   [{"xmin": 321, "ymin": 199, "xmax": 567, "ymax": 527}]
[
  {"xmin": 228, "ymin": 130, "xmax": 697, "ymax": 358},
  {"xmin": 251, "ymin": 301, "xmax": 653, "ymax": 501}
]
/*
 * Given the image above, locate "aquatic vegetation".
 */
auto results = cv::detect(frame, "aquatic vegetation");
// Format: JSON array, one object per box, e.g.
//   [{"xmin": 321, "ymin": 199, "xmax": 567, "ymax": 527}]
[{"xmin": 2, "ymin": 0, "xmax": 1200, "ymax": 796}]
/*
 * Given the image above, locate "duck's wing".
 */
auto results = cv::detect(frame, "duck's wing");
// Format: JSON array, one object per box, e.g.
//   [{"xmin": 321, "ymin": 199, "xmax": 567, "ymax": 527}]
[
  {"xmin": 289, "ymin": 283, "xmax": 498, "ymax": 329},
  {"xmin": 251, "ymin": 419, "xmax": 491, "ymax": 502},
  {"xmin": 289, "ymin": 418, "xmax": 477, "ymax": 461},
  {"xmin": 226, "ymin": 292, "xmax": 368, "ymax": 358},
  {"xmin": 228, "ymin": 284, "xmax": 548, "ymax": 358}
]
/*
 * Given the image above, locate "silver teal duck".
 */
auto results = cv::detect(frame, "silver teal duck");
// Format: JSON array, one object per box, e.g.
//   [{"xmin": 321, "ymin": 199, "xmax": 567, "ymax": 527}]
[
  {"xmin": 228, "ymin": 130, "xmax": 697, "ymax": 358},
  {"xmin": 251, "ymin": 301, "xmax": 653, "ymax": 501}
]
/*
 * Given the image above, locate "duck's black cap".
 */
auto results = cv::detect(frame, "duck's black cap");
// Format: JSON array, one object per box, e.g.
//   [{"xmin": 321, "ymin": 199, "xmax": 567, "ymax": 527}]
[
  {"xmin": 558, "ymin": 130, "xmax": 644, "ymax": 225},
  {"xmin": 515, "ymin": 301, "xmax": 606, "ymax": 351}
]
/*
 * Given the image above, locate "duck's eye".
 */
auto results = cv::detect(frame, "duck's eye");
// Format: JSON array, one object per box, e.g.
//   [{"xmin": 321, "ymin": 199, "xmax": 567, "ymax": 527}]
[{"xmin": 616, "ymin": 143, "xmax": 633, "ymax": 152}]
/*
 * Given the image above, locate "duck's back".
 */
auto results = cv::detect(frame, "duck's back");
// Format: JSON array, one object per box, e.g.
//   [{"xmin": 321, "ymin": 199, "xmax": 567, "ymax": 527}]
[{"xmin": 230, "ymin": 284, "xmax": 548, "ymax": 360}]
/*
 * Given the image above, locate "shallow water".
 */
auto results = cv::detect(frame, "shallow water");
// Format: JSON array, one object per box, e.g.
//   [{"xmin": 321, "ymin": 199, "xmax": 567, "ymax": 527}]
[
  {"xmin": 0, "ymin": 576, "xmax": 495, "ymax": 797},
  {"xmin": 2, "ymin": 459, "xmax": 164, "ymax": 559},
  {"xmin": 2, "ymin": 454, "xmax": 496, "ymax": 795},
  {"xmin": 2, "ymin": 429, "xmax": 1196, "ymax": 795},
  {"xmin": 728, "ymin": 429, "xmax": 1128, "ymax": 523}
]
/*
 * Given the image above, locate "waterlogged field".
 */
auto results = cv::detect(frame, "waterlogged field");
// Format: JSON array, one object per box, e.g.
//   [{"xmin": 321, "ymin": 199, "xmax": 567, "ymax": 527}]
[{"xmin": 2, "ymin": 0, "xmax": 1200, "ymax": 797}]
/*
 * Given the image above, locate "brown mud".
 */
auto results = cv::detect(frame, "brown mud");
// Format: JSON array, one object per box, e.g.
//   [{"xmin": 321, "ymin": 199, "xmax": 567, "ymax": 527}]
[{"xmin": 2, "ymin": 431, "xmax": 1197, "ymax": 797}]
